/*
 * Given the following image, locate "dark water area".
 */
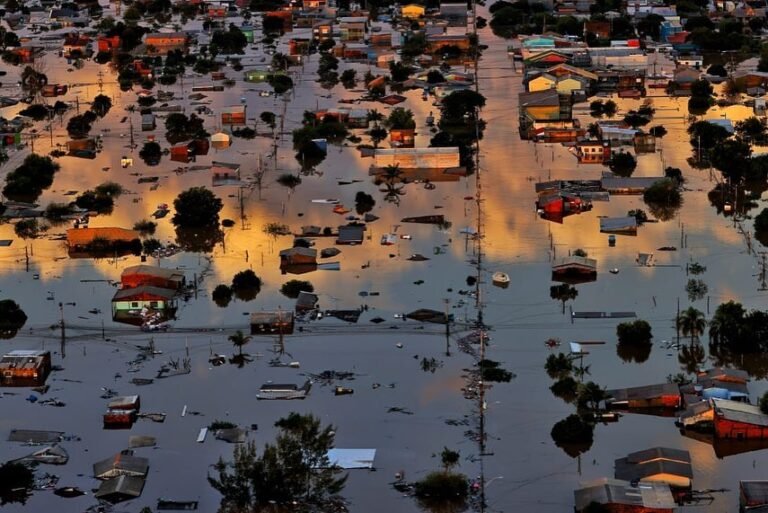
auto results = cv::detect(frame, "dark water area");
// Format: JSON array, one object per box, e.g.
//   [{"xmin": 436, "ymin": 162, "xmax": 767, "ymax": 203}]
[{"xmin": 1, "ymin": 4, "xmax": 768, "ymax": 513}]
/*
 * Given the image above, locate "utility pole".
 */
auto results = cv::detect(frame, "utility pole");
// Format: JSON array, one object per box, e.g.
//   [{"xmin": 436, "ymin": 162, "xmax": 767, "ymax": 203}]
[
  {"xmin": 443, "ymin": 298, "xmax": 451, "ymax": 356},
  {"xmin": 759, "ymin": 252, "xmax": 768, "ymax": 291},
  {"xmin": 59, "ymin": 302, "xmax": 66, "ymax": 359},
  {"xmin": 25, "ymin": 246, "xmax": 29, "ymax": 272}
]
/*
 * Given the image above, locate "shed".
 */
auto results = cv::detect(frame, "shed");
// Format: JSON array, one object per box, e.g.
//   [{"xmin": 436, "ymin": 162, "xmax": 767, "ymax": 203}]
[
  {"xmin": 93, "ymin": 452, "xmax": 150, "ymax": 479},
  {"xmin": 0, "ymin": 350, "xmax": 51, "ymax": 386},
  {"xmin": 574, "ymin": 478, "xmax": 675, "ymax": 513},
  {"xmin": 337, "ymin": 224, "xmax": 365, "ymax": 245},
  {"xmin": 741, "ymin": 481, "xmax": 768, "ymax": 512},
  {"xmin": 614, "ymin": 447, "xmax": 693, "ymax": 489},
  {"xmin": 295, "ymin": 291, "xmax": 319, "ymax": 312},
  {"xmin": 250, "ymin": 311, "xmax": 295, "ymax": 335},
  {"xmin": 94, "ymin": 475, "xmax": 146, "ymax": 503},
  {"xmin": 121, "ymin": 265, "xmax": 185, "ymax": 290},
  {"xmin": 108, "ymin": 395, "xmax": 141, "ymax": 411}
]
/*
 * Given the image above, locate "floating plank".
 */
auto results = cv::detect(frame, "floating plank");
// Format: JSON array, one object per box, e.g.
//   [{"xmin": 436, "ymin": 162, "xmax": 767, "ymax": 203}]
[{"xmin": 196, "ymin": 428, "xmax": 207, "ymax": 443}]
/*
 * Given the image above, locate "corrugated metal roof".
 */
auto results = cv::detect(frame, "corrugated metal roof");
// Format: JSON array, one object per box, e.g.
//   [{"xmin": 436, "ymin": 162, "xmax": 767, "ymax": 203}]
[
  {"xmin": 625, "ymin": 447, "xmax": 691, "ymax": 465},
  {"xmin": 574, "ymin": 478, "xmax": 676, "ymax": 510},
  {"xmin": 94, "ymin": 475, "xmax": 146, "ymax": 501},
  {"xmin": 122, "ymin": 265, "xmax": 184, "ymax": 282},
  {"xmin": 615, "ymin": 458, "xmax": 693, "ymax": 481},
  {"xmin": 713, "ymin": 398, "xmax": 768, "ymax": 427},
  {"xmin": 93, "ymin": 453, "xmax": 149, "ymax": 479},
  {"xmin": 741, "ymin": 481, "xmax": 768, "ymax": 506},
  {"xmin": 600, "ymin": 216, "xmax": 638, "ymax": 232}
]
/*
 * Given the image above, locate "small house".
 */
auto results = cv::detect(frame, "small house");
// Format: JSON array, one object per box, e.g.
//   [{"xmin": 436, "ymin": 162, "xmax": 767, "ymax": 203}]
[
  {"xmin": 337, "ymin": 224, "xmax": 365, "ymax": 245},
  {"xmin": 122, "ymin": 265, "xmax": 185, "ymax": 290},
  {"xmin": 241, "ymin": 26, "xmax": 255, "ymax": 43},
  {"xmin": 0, "ymin": 350, "xmax": 51, "ymax": 386},
  {"xmin": 551, "ymin": 256, "xmax": 597, "ymax": 283},
  {"xmin": 713, "ymin": 398, "xmax": 768, "ymax": 439},
  {"xmin": 606, "ymin": 383, "xmax": 681, "ymax": 410},
  {"xmin": 614, "ymin": 447, "xmax": 693, "ymax": 489},
  {"xmin": 221, "ymin": 105, "xmax": 246, "ymax": 125},
  {"xmin": 104, "ymin": 395, "xmax": 141, "ymax": 428},
  {"xmin": 574, "ymin": 478, "xmax": 676, "ymax": 513},
  {"xmin": 170, "ymin": 142, "xmax": 193, "ymax": 163},
  {"xmin": 699, "ymin": 368, "xmax": 749, "ymax": 384},
  {"xmin": 575, "ymin": 141, "xmax": 610, "ymax": 163},
  {"xmin": 94, "ymin": 475, "xmax": 146, "ymax": 504},
  {"xmin": 295, "ymin": 291, "xmax": 319, "ymax": 312},
  {"xmin": 111, "ymin": 286, "xmax": 178, "ymax": 322},
  {"xmin": 97, "ymin": 35, "xmax": 121, "ymax": 53},
  {"xmin": 339, "ymin": 16, "xmax": 368, "ymax": 41},
  {"xmin": 740, "ymin": 481, "xmax": 768, "ymax": 512},
  {"xmin": 279, "ymin": 247, "xmax": 317, "ymax": 266},
  {"xmin": 250, "ymin": 311, "xmax": 295, "ymax": 335},
  {"xmin": 528, "ymin": 73, "xmax": 557, "ymax": 92},
  {"xmin": 141, "ymin": 113, "xmax": 155, "ymax": 131},
  {"xmin": 211, "ymin": 161, "xmax": 241, "ymax": 186},
  {"xmin": 93, "ymin": 452, "xmax": 149, "ymax": 480}
]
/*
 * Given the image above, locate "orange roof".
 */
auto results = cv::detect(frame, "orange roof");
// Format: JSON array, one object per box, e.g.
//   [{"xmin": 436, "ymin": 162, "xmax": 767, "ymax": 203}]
[{"xmin": 66, "ymin": 227, "xmax": 140, "ymax": 246}]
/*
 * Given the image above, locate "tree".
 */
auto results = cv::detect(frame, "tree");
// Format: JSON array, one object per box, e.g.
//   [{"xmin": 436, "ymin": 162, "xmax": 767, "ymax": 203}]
[
  {"xmin": 66, "ymin": 113, "xmax": 95, "ymax": 138},
  {"xmin": 172, "ymin": 187, "xmax": 223, "ymax": 228},
  {"xmin": 550, "ymin": 414, "xmax": 594, "ymax": 454},
  {"xmin": 440, "ymin": 447, "xmax": 460, "ymax": 474},
  {"xmin": 545, "ymin": 352, "xmax": 573, "ymax": 379},
  {"xmin": 231, "ymin": 270, "xmax": 261, "ymax": 301},
  {"xmin": 650, "ymin": 125, "xmax": 667, "ymax": 138},
  {"xmin": 14, "ymin": 219, "xmax": 41, "ymax": 239},
  {"xmin": 756, "ymin": 208, "xmax": 768, "ymax": 234},
  {"xmin": 576, "ymin": 381, "xmax": 606, "ymax": 411},
  {"xmin": 550, "ymin": 284, "xmax": 578, "ymax": 314},
  {"xmin": 3, "ymin": 154, "xmax": 60, "ymax": 202},
  {"xmin": 708, "ymin": 63, "xmax": 727, "ymax": 77},
  {"xmin": 212, "ymin": 284, "xmax": 233, "ymax": 308},
  {"xmin": 616, "ymin": 319, "xmax": 652, "ymax": 345},
  {"xmin": 0, "ymin": 461, "xmax": 34, "ymax": 505},
  {"xmin": 386, "ymin": 107, "xmax": 415, "ymax": 129},
  {"xmin": 439, "ymin": 89, "xmax": 487, "ymax": 127},
  {"xmin": 761, "ymin": 391, "xmax": 768, "ymax": 415},
  {"xmin": 259, "ymin": 111, "xmax": 276, "ymax": 130},
  {"xmin": 0, "ymin": 299, "xmax": 28, "ymax": 339},
  {"xmin": 643, "ymin": 179, "xmax": 682, "ymax": 221},
  {"xmin": 91, "ymin": 94, "xmax": 112, "ymax": 117},
  {"xmin": 139, "ymin": 141, "xmax": 162, "ymax": 165},
  {"xmin": 228, "ymin": 330, "xmax": 252, "ymax": 357},
  {"xmin": 550, "ymin": 376, "xmax": 578, "ymax": 402},
  {"xmin": 736, "ymin": 117, "xmax": 767, "ymax": 143},
  {"xmin": 711, "ymin": 138, "xmax": 751, "ymax": 182},
  {"xmin": 609, "ymin": 152, "xmax": 637, "ymax": 177},
  {"xmin": 276, "ymin": 173, "xmax": 302, "ymax": 190},
  {"xmin": 368, "ymin": 126, "xmax": 387, "ymax": 148},
  {"xmin": 280, "ymin": 279, "xmax": 314, "ymax": 298},
  {"xmin": 208, "ymin": 413, "xmax": 347, "ymax": 511},
  {"xmin": 354, "ymin": 191, "xmax": 376, "ymax": 215}
]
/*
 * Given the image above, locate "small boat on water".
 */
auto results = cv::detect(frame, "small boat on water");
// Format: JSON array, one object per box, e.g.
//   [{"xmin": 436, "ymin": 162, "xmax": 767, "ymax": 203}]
[
  {"xmin": 609, "ymin": 268, "xmax": 619, "ymax": 274},
  {"xmin": 492, "ymin": 272, "xmax": 510, "ymax": 287},
  {"xmin": 311, "ymin": 199, "xmax": 339, "ymax": 204}
]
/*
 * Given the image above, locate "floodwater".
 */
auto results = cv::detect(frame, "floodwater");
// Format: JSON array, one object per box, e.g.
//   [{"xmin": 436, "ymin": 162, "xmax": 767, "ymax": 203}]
[{"xmin": 1, "ymin": 6, "xmax": 768, "ymax": 513}]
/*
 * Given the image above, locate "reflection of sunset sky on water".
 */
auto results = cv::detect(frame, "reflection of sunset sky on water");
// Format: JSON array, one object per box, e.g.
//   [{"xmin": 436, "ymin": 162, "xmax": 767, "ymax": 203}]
[{"xmin": 2, "ymin": 13, "xmax": 768, "ymax": 513}]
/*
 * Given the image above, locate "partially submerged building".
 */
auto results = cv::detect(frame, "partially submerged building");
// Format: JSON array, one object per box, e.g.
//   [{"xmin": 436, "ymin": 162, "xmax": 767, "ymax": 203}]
[
  {"xmin": 614, "ymin": 447, "xmax": 693, "ymax": 489},
  {"xmin": 121, "ymin": 265, "xmax": 185, "ymax": 290},
  {"xmin": 0, "ymin": 350, "xmax": 51, "ymax": 386},
  {"xmin": 606, "ymin": 383, "xmax": 682, "ymax": 410},
  {"xmin": 250, "ymin": 311, "xmax": 295, "ymax": 335},
  {"xmin": 93, "ymin": 452, "xmax": 149, "ymax": 479},
  {"xmin": 574, "ymin": 478, "xmax": 676, "ymax": 513},
  {"xmin": 94, "ymin": 475, "xmax": 146, "ymax": 504},
  {"xmin": 551, "ymin": 256, "xmax": 597, "ymax": 284}
]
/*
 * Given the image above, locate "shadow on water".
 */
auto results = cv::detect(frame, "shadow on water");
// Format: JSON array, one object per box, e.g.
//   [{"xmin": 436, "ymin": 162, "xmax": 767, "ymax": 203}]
[
  {"xmin": 616, "ymin": 342, "xmax": 652, "ymax": 364},
  {"xmin": 175, "ymin": 226, "xmax": 224, "ymax": 253}
]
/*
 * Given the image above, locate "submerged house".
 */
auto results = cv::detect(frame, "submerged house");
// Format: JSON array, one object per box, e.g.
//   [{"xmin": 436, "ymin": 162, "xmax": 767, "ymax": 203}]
[
  {"xmin": 250, "ymin": 311, "xmax": 295, "ymax": 335},
  {"xmin": 221, "ymin": 105, "xmax": 246, "ymax": 125},
  {"xmin": 211, "ymin": 161, "xmax": 241, "ymax": 186},
  {"xmin": 121, "ymin": 265, "xmax": 185, "ymax": 290},
  {"xmin": 111, "ymin": 286, "xmax": 178, "ymax": 324},
  {"xmin": 600, "ymin": 216, "xmax": 638, "ymax": 236},
  {"xmin": 606, "ymin": 383, "xmax": 681, "ymax": 410},
  {"xmin": 0, "ymin": 350, "xmax": 51, "ymax": 386},
  {"xmin": 66, "ymin": 228, "xmax": 141, "ymax": 258},
  {"xmin": 574, "ymin": 478, "xmax": 676, "ymax": 513},
  {"xmin": 740, "ymin": 481, "xmax": 768, "ymax": 512},
  {"xmin": 94, "ymin": 475, "xmax": 146, "ymax": 504},
  {"xmin": 551, "ymin": 256, "xmax": 597, "ymax": 284},
  {"xmin": 614, "ymin": 447, "xmax": 693, "ymax": 489},
  {"xmin": 279, "ymin": 247, "xmax": 317, "ymax": 274},
  {"xmin": 712, "ymin": 398, "xmax": 768, "ymax": 439},
  {"xmin": 93, "ymin": 452, "xmax": 149, "ymax": 480}
]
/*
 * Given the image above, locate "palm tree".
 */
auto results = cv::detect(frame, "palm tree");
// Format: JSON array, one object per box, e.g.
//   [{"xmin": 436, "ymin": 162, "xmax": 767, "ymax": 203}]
[
  {"xmin": 228, "ymin": 330, "xmax": 251, "ymax": 357},
  {"xmin": 577, "ymin": 381, "xmax": 605, "ymax": 411},
  {"xmin": 676, "ymin": 307, "xmax": 706, "ymax": 342}
]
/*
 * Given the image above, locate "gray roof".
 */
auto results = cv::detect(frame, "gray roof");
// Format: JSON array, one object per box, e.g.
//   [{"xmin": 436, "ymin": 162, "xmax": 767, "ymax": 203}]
[
  {"xmin": 699, "ymin": 367, "xmax": 749, "ymax": 383},
  {"xmin": 713, "ymin": 398, "xmax": 768, "ymax": 427},
  {"xmin": 279, "ymin": 247, "xmax": 317, "ymax": 258},
  {"xmin": 741, "ymin": 481, "xmax": 768, "ymax": 506},
  {"xmin": 574, "ymin": 478, "xmax": 676, "ymax": 511},
  {"xmin": 615, "ymin": 458, "xmax": 693, "ymax": 482},
  {"xmin": 250, "ymin": 311, "xmax": 294, "ymax": 325},
  {"xmin": 606, "ymin": 383, "xmax": 679, "ymax": 402},
  {"xmin": 601, "ymin": 176, "xmax": 664, "ymax": 191},
  {"xmin": 93, "ymin": 453, "xmax": 150, "ymax": 479},
  {"xmin": 94, "ymin": 475, "xmax": 146, "ymax": 502},
  {"xmin": 8, "ymin": 429, "xmax": 63, "ymax": 443},
  {"xmin": 215, "ymin": 428, "xmax": 247, "ymax": 443},
  {"xmin": 625, "ymin": 447, "xmax": 691, "ymax": 465},
  {"xmin": 600, "ymin": 216, "xmax": 638, "ymax": 232}
]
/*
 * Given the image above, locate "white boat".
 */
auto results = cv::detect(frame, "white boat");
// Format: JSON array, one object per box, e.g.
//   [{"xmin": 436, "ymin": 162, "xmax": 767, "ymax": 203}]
[
  {"xmin": 311, "ymin": 199, "xmax": 339, "ymax": 204},
  {"xmin": 492, "ymin": 272, "xmax": 510, "ymax": 287}
]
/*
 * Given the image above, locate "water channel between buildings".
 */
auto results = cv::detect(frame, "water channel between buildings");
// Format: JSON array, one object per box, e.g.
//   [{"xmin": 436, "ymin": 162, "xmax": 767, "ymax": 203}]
[{"xmin": 1, "ymin": 7, "xmax": 768, "ymax": 513}]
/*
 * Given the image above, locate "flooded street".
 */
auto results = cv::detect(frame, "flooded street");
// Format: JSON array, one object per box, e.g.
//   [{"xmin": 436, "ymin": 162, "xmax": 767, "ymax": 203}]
[{"xmin": 2, "ymin": 5, "xmax": 768, "ymax": 512}]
